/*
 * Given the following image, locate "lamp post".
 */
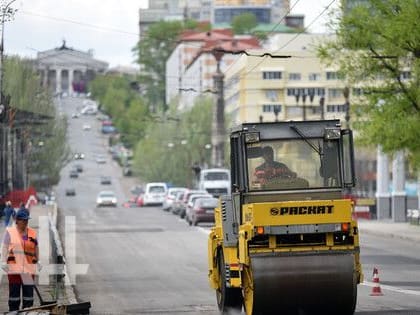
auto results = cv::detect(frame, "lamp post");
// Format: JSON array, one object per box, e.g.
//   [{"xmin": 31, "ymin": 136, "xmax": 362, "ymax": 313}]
[
  {"xmin": 0, "ymin": 0, "xmax": 16, "ymax": 197},
  {"xmin": 0, "ymin": 0, "xmax": 16, "ymax": 98},
  {"xmin": 210, "ymin": 47, "xmax": 225, "ymax": 168},
  {"xmin": 343, "ymin": 86, "xmax": 350, "ymax": 128}
]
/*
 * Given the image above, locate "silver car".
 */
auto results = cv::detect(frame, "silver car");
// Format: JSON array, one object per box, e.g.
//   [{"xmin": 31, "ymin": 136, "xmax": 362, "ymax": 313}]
[
  {"xmin": 162, "ymin": 187, "xmax": 187, "ymax": 211},
  {"xmin": 96, "ymin": 190, "xmax": 117, "ymax": 207}
]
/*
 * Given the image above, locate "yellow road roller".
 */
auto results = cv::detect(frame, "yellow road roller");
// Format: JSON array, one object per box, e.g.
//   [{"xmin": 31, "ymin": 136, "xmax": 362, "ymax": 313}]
[{"xmin": 208, "ymin": 120, "xmax": 363, "ymax": 315}]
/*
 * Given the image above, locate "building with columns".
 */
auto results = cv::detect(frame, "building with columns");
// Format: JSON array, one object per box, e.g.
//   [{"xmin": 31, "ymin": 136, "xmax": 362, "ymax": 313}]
[{"xmin": 36, "ymin": 41, "xmax": 108, "ymax": 95}]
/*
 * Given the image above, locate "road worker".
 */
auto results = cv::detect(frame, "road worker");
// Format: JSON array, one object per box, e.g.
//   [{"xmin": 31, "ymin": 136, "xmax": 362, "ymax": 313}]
[{"xmin": 1, "ymin": 207, "xmax": 41, "ymax": 311}]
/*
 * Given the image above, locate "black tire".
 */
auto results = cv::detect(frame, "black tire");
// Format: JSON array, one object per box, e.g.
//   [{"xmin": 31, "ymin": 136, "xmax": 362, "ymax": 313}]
[
  {"xmin": 192, "ymin": 216, "xmax": 198, "ymax": 226},
  {"xmin": 216, "ymin": 252, "xmax": 243, "ymax": 314}
]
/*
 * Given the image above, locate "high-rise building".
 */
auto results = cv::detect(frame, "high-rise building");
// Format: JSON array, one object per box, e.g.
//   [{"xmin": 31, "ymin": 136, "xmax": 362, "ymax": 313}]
[
  {"xmin": 139, "ymin": 1, "xmax": 207, "ymax": 40},
  {"xmin": 211, "ymin": 0, "xmax": 290, "ymax": 25}
]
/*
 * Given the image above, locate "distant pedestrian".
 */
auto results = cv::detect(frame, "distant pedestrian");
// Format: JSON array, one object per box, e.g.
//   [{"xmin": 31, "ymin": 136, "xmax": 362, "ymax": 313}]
[
  {"xmin": 1, "ymin": 208, "xmax": 41, "ymax": 311},
  {"xmin": 3, "ymin": 201, "xmax": 16, "ymax": 227}
]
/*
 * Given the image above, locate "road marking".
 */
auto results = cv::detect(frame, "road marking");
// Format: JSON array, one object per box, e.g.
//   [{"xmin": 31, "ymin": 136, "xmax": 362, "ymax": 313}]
[{"xmin": 362, "ymin": 281, "xmax": 420, "ymax": 296}]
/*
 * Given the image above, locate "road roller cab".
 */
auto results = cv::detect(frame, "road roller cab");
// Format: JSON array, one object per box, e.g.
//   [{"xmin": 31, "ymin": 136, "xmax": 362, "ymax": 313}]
[{"xmin": 208, "ymin": 119, "xmax": 363, "ymax": 315}]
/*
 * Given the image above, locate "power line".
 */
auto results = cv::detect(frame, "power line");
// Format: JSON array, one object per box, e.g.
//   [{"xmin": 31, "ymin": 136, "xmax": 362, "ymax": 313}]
[
  {"xmin": 21, "ymin": 10, "xmax": 139, "ymax": 37},
  {"xmin": 220, "ymin": 0, "xmax": 302, "ymax": 79},
  {"xmin": 242, "ymin": 0, "xmax": 338, "ymax": 79}
]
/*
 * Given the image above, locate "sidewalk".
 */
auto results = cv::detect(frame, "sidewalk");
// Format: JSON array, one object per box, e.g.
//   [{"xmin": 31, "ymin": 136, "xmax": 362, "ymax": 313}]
[
  {"xmin": 358, "ymin": 219, "xmax": 420, "ymax": 242},
  {"xmin": 0, "ymin": 204, "xmax": 69, "ymax": 313}
]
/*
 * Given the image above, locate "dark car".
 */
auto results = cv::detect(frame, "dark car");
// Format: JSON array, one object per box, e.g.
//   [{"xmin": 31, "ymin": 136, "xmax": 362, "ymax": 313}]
[
  {"xmin": 100, "ymin": 176, "xmax": 112, "ymax": 185},
  {"xmin": 65, "ymin": 188, "xmax": 76, "ymax": 196},
  {"xmin": 74, "ymin": 164, "xmax": 83, "ymax": 172},
  {"xmin": 178, "ymin": 189, "xmax": 208, "ymax": 219},
  {"xmin": 189, "ymin": 197, "xmax": 218, "ymax": 226},
  {"xmin": 69, "ymin": 169, "xmax": 79, "ymax": 178}
]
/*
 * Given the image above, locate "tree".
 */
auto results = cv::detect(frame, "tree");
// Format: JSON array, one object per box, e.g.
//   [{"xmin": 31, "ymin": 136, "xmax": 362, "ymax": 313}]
[
  {"xmin": 133, "ymin": 20, "xmax": 185, "ymax": 112},
  {"xmin": 133, "ymin": 97, "xmax": 212, "ymax": 186},
  {"xmin": 88, "ymin": 74, "xmax": 149, "ymax": 148},
  {"xmin": 4, "ymin": 56, "xmax": 70, "ymax": 189},
  {"xmin": 318, "ymin": 0, "xmax": 420, "ymax": 168},
  {"xmin": 231, "ymin": 13, "xmax": 257, "ymax": 35}
]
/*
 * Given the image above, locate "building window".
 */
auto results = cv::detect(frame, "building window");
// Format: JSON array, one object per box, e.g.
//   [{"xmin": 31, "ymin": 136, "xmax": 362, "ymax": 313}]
[
  {"xmin": 288, "ymin": 73, "xmax": 301, "ymax": 80},
  {"xmin": 326, "ymin": 71, "xmax": 339, "ymax": 80},
  {"xmin": 265, "ymin": 90, "xmax": 278, "ymax": 101},
  {"xmin": 316, "ymin": 88, "xmax": 325, "ymax": 96},
  {"xmin": 352, "ymin": 88, "xmax": 363, "ymax": 96},
  {"xmin": 262, "ymin": 104, "xmax": 282, "ymax": 113},
  {"xmin": 400, "ymin": 71, "xmax": 411, "ymax": 80},
  {"xmin": 263, "ymin": 71, "xmax": 282, "ymax": 80},
  {"xmin": 308, "ymin": 73, "xmax": 321, "ymax": 81},
  {"xmin": 328, "ymin": 88, "xmax": 342, "ymax": 98},
  {"xmin": 327, "ymin": 104, "xmax": 346, "ymax": 112}
]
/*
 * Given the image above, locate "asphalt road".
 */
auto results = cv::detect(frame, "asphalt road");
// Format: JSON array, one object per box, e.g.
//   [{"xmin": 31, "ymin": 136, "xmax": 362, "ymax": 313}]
[{"xmin": 55, "ymin": 96, "xmax": 420, "ymax": 315}]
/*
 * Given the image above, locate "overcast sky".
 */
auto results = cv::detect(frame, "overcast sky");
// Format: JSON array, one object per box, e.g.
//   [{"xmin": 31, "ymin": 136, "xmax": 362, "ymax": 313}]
[{"xmin": 5, "ymin": 0, "xmax": 339, "ymax": 67}]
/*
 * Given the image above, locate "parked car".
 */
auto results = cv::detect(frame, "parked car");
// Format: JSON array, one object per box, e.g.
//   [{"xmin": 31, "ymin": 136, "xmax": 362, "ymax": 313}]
[
  {"xmin": 185, "ymin": 193, "xmax": 213, "ymax": 224},
  {"xmin": 143, "ymin": 182, "xmax": 167, "ymax": 206},
  {"xmin": 74, "ymin": 164, "xmax": 83, "ymax": 172},
  {"xmin": 65, "ymin": 188, "xmax": 76, "ymax": 196},
  {"xmin": 171, "ymin": 191, "xmax": 186, "ymax": 215},
  {"xmin": 188, "ymin": 197, "xmax": 218, "ymax": 226},
  {"xmin": 178, "ymin": 189, "xmax": 209, "ymax": 219},
  {"xmin": 100, "ymin": 176, "xmax": 112, "ymax": 185},
  {"xmin": 69, "ymin": 169, "xmax": 79, "ymax": 178},
  {"xmin": 162, "ymin": 187, "xmax": 187, "ymax": 211},
  {"xmin": 95, "ymin": 154, "xmax": 106, "ymax": 164},
  {"xmin": 96, "ymin": 191, "xmax": 117, "ymax": 207}
]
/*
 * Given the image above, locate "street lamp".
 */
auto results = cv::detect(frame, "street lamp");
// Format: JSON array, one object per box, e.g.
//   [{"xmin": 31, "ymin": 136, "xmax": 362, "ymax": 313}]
[
  {"xmin": 343, "ymin": 86, "xmax": 350, "ymax": 128},
  {"xmin": 210, "ymin": 47, "xmax": 225, "ymax": 168},
  {"xmin": 0, "ymin": 0, "xmax": 17, "ymax": 99}
]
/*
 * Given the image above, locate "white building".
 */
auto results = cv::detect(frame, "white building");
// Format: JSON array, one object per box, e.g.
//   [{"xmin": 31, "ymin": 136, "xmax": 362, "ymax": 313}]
[{"xmin": 37, "ymin": 41, "xmax": 108, "ymax": 95}]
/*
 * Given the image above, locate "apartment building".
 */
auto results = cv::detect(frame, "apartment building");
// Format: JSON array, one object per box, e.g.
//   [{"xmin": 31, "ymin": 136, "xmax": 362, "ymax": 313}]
[
  {"xmin": 166, "ymin": 29, "xmax": 260, "ymax": 109},
  {"xmin": 223, "ymin": 34, "xmax": 349, "ymax": 125}
]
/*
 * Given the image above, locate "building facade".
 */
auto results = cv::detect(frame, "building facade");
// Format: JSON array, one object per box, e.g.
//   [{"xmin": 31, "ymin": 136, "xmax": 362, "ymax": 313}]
[
  {"xmin": 139, "ymin": 0, "xmax": 206, "ymax": 40},
  {"xmin": 166, "ymin": 29, "xmax": 260, "ymax": 109},
  {"xmin": 36, "ymin": 42, "xmax": 108, "ymax": 95},
  {"xmin": 224, "ymin": 34, "xmax": 348, "ymax": 125},
  {"xmin": 212, "ymin": 0, "xmax": 290, "ymax": 25}
]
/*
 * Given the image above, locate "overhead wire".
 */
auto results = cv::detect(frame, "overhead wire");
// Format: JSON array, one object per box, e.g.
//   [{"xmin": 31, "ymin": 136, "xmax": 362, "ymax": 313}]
[
  {"xmin": 241, "ymin": 0, "xmax": 338, "ymax": 79},
  {"xmin": 220, "ymin": 0, "xmax": 301, "ymax": 77}
]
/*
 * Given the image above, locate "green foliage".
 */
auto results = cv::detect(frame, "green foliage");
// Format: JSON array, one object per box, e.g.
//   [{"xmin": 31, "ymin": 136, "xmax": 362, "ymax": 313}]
[
  {"xmin": 4, "ymin": 56, "xmax": 70, "ymax": 189},
  {"xmin": 88, "ymin": 74, "xmax": 149, "ymax": 148},
  {"xmin": 318, "ymin": 0, "xmax": 420, "ymax": 169},
  {"xmin": 231, "ymin": 13, "xmax": 258, "ymax": 35},
  {"xmin": 133, "ymin": 97, "xmax": 212, "ymax": 186},
  {"xmin": 133, "ymin": 20, "xmax": 185, "ymax": 112}
]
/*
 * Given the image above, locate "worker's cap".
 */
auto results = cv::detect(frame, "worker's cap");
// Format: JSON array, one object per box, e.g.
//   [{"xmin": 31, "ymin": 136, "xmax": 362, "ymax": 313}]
[{"xmin": 16, "ymin": 209, "xmax": 30, "ymax": 220}]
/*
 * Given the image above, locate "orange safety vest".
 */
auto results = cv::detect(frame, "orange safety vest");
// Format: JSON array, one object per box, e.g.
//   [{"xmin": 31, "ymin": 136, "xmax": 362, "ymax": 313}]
[{"xmin": 6, "ymin": 227, "xmax": 38, "ymax": 275}]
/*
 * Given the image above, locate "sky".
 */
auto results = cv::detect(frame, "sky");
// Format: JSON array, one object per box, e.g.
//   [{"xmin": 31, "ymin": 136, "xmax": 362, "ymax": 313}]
[{"xmin": 4, "ymin": 0, "xmax": 339, "ymax": 67}]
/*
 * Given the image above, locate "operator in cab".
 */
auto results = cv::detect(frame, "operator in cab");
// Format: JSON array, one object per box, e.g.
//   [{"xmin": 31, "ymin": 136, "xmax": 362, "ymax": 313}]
[{"xmin": 254, "ymin": 146, "xmax": 296, "ymax": 184}]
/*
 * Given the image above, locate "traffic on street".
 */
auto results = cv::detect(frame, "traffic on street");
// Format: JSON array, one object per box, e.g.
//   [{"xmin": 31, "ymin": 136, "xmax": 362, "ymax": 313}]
[
  {"xmin": 56, "ymin": 96, "xmax": 420, "ymax": 314},
  {"xmin": 1, "ymin": 1, "xmax": 419, "ymax": 314}
]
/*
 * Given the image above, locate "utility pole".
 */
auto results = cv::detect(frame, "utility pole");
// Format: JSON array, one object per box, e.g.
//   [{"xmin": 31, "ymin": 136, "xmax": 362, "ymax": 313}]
[
  {"xmin": 343, "ymin": 86, "xmax": 350, "ymax": 128},
  {"xmin": 0, "ymin": 0, "xmax": 16, "ymax": 197},
  {"xmin": 211, "ymin": 48, "xmax": 225, "ymax": 168}
]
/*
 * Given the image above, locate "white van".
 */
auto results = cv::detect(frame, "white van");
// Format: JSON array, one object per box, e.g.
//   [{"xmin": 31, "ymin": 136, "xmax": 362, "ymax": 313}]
[
  {"xmin": 143, "ymin": 182, "xmax": 168, "ymax": 206},
  {"xmin": 198, "ymin": 168, "xmax": 231, "ymax": 197}
]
